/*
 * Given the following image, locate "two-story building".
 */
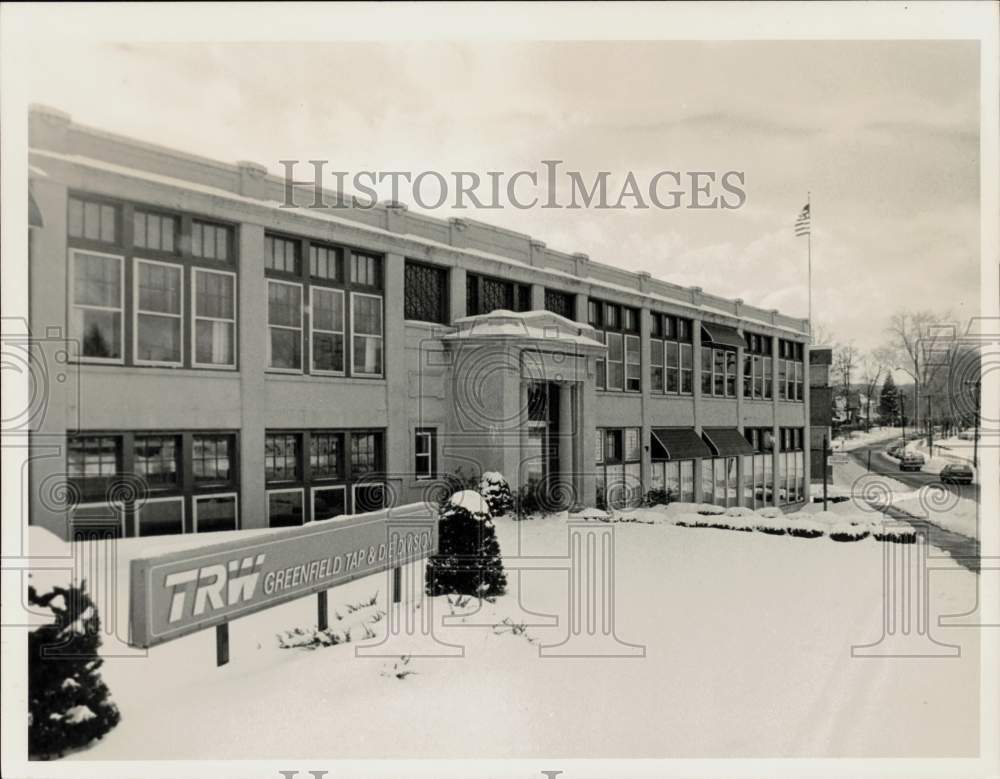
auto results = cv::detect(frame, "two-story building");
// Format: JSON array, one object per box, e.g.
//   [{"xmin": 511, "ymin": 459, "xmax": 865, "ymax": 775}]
[{"xmin": 25, "ymin": 105, "xmax": 811, "ymax": 540}]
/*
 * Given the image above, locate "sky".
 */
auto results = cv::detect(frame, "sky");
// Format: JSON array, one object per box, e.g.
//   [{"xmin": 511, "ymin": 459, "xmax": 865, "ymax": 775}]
[{"xmin": 24, "ymin": 40, "xmax": 981, "ymax": 352}]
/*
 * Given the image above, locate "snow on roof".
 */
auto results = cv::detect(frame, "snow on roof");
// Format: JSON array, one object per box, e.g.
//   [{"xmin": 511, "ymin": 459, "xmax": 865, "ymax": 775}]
[{"xmin": 28, "ymin": 147, "xmax": 808, "ymax": 337}]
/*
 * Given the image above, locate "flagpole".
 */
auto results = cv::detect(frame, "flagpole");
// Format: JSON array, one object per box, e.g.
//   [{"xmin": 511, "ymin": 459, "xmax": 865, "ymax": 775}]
[{"xmin": 807, "ymin": 191, "xmax": 812, "ymax": 329}]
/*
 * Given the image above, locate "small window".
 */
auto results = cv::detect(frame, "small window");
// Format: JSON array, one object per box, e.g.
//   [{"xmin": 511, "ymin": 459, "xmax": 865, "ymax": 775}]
[
  {"xmin": 68, "ymin": 196, "xmax": 117, "ymax": 244},
  {"xmin": 680, "ymin": 343, "xmax": 693, "ymax": 394},
  {"xmin": 605, "ymin": 333, "xmax": 624, "ymax": 391},
  {"xmin": 351, "ymin": 251, "xmax": 382, "ymax": 287},
  {"xmin": 588, "ymin": 300, "xmax": 601, "ymax": 328},
  {"xmin": 267, "ymin": 488, "xmax": 305, "ymax": 528},
  {"xmin": 625, "ymin": 335, "xmax": 641, "ymax": 392},
  {"xmin": 404, "ymin": 261, "xmax": 448, "ymax": 324},
  {"xmin": 414, "ymin": 428, "xmax": 437, "ymax": 480},
  {"xmin": 650, "ymin": 339, "xmax": 664, "ymax": 392},
  {"xmin": 267, "ymin": 280, "xmax": 303, "ymax": 371},
  {"xmin": 665, "ymin": 341, "xmax": 680, "ymax": 393},
  {"xmin": 134, "ymin": 259, "xmax": 183, "ymax": 365},
  {"xmin": 544, "ymin": 289, "xmax": 574, "ymax": 320},
  {"xmin": 71, "ymin": 250, "xmax": 124, "ymax": 362},
  {"xmin": 265, "ymin": 433, "xmax": 301, "ymax": 482},
  {"xmin": 136, "ymin": 496, "xmax": 184, "ymax": 537},
  {"xmin": 194, "ymin": 493, "xmax": 238, "ymax": 533},
  {"xmin": 310, "ymin": 243, "xmax": 341, "ymax": 281},
  {"xmin": 193, "ymin": 269, "xmax": 236, "ymax": 368},
  {"xmin": 623, "ymin": 308, "xmax": 638, "ymax": 333},
  {"xmin": 192, "ymin": 434, "xmax": 235, "ymax": 486},
  {"xmin": 310, "ymin": 432, "xmax": 344, "ymax": 479},
  {"xmin": 66, "ymin": 435, "xmax": 121, "ymax": 498},
  {"xmin": 605, "ymin": 304, "xmax": 620, "ymax": 330},
  {"xmin": 351, "ymin": 432, "xmax": 382, "ymax": 476},
  {"xmin": 133, "ymin": 210, "xmax": 177, "ymax": 253},
  {"xmin": 133, "ymin": 434, "xmax": 180, "ymax": 490},
  {"xmin": 312, "ymin": 485, "xmax": 347, "ymax": 522},
  {"xmin": 624, "ymin": 428, "xmax": 641, "ymax": 462},
  {"xmin": 192, "ymin": 221, "xmax": 231, "ymax": 262},
  {"xmin": 265, "ymin": 234, "xmax": 300, "ymax": 274}
]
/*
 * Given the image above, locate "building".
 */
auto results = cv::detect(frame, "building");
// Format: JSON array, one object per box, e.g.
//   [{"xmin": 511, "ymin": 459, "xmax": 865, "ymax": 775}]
[
  {"xmin": 809, "ymin": 346, "xmax": 833, "ymax": 482},
  {"xmin": 25, "ymin": 105, "xmax": 811, "ymax": 540}
]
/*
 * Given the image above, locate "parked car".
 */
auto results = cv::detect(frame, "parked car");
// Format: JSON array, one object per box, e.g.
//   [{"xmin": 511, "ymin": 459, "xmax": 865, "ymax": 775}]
[
  {"xmin": 940, "ymin": 463, "xmax": 975, "ymax": 484},
  {"xmin": 899, "ymin": 452, "xmax": 926, "ymax": 472}
]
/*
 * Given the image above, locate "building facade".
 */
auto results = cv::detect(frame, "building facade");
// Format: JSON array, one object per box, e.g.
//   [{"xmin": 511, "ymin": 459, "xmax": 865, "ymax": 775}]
[{"xmin": 26, "ymin": 105, "xmax": 811, "ymax": 540}]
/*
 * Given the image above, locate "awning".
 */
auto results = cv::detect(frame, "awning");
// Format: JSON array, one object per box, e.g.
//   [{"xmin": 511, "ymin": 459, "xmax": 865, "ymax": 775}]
[
  {"xmin": 702, "ymin": 427, "xmax": 755, "ymax": 457},
  {"xmin": 651, "ymin": 427, "xmax": 713, "ymax": 461},
  {"xmin": 701, "ymin": 322, "xmax": 743, "ymax": 349}
]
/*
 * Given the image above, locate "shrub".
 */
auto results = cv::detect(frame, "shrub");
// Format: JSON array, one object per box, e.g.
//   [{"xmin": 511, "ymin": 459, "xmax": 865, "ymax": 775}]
[
  {"xmin": 829, "ymin": 522, "xmax": 870, "ymax": 542},
  {"xmin": 787, "ymin": 520, "xmax": 825, "ymax": 539},
  {"xmin": 755, "ymin": 518, "xmax": 788, "ymax": 535},
  {"xmin": 872, "ymin": 525, "xmax": 917, "ymax": 544},
  {"xmin": 28, "ymin": 581, "xmax": 121, "ymax": 759},
  {"xmin": 478, "ymin": 471, "xmax": 513, "ymax": 517},
  {"xmin": 425, "ymin": 491, "xmax": 507, "ymax": 598},
  {"xmin": 513, "ymin": 482, "xmax": 545, "ymax": 519}
]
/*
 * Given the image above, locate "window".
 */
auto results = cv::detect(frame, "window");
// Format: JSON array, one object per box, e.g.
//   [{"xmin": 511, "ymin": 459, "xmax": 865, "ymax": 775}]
[
  {"xmin": 352, "ymin": 431, "xmax": 382, "ymax": 476},
  {"xmin": 778, "ymin": 339, "xmax": 805, "ymax": 402},
  {"xmin": 665, "ymin": 341, "xmax": 680, "ymax": 393},
  {"xmin": 67, "ymin": 435, "xmax": 121, "ymax": 498},
  {"xmin": 265, "ymin": 234, "xmax": 300, "ymax": 274},
  {"xmin": 311, "ymin": 287, "xmax": 345, "ymax": 374},
  {"xmin": 649, "ymin": 312, "xmax": 692, "ymax": 396},
  {"xmin": 606, "ymin": 333, "xmax": 624, "ymax": 391},
  {"xmin": 310, "ymin": 243, "xmax": 341, "ymax": 282},
  {"xmin": 651, "ymin": 340, "xmax": 664, "ymax": 392},
  {"xmin": 133, "ymin": 210, "xmax": 177, "ymax": 253},
  {"xmin": 351, "ymin": 292, "xmax": 383, "ymax": 376},
  {"xmin": 134, "ymin": 259, "xmax": 183, "ymax": 365},
  {"xmin": 265, "ymin": 433, "xmax": 301, "ymax": 482},
  {"xmin": 415, "ymin": 428, "xmax": 437, "ymax": 480},
  {"xmin": 588, "ymin": 300, "xmax": 601, "ymax": 328},
  {"xmin": 191, "ymin": 220, "xmax": 231, "ymax": 262},
  {"xmin": 544, "ymin": 289, "xmax": 574, "ymax": 319},
  {"xmin": 267, "ymin": 280, "xmax": 303, "ymax": 371},
  {"xmin": 133, "ymin": 434, "xmax": 180, "ymax": 490},
  {"xmin": 680, "ymin": 343, "xmax": 693, "ymax": 393},
  {"xmin": 404, "ymin": 260, "xmax": 448, "ymax": 324},
  {"xmin": 192, "ymin": 434, "xmax": 235, "ymax": 486},
  {"xmin": 701, "ymin": 344, "xmax": 737, "ymax": 398},
  {"xmin": 312, "ymin": 485, "xmax": 347, "ymax": 522},
  {"xmin": 267, "ymin": 488, "xmax": 305, "ymax": 528},
  {"xmin": 623, "ymin": 308, "xmax": 638, "ymax": 332},
  {"xmin": 192, "ymin": 269, "xmax": 236, "ymax": 368},
  {"xmin": 725, "ymin": 351, "xmax": 737, "ymax": 397},
  {"xmin": 466, "ymin": 273, "xmax": 530, "ymax": 315},
  {"xmin": 744, "ymin": 332, "xmax": 772, "ymax": 400},
  {"xmin": 778, "ymin": 358, "xmax": 788, "ymax": 400},
  {"xmin": 351, "ymin": 251, "xmax": 382, "ymax": 287},
  {"xmin": 68, "ymin": 196, "xmax": 117, "ymax": 243},
  {"xmin": 763, "ymin": 357, "xmax": 773, "ymax": 399},
  {"xmin": 596, "ymin": 428, "xmax": 641, "ymax": 509},
  {"xmin": 310, "ymin": 433, "xmax": 344, "ymax": 480},
  {"xmin": 70, "ymin": 250, "xmax": 123, "ymax": 362},
  {"xmin": 194, "ymin": 493, "xmax": 238, "ymax": 533},
  {"xmin": 69, "ymin": 430, "xmax": 239, "ymax": 537},
  {"xmin": 625, "ymin": 335, "xmax": 641, "ymax": 392}
]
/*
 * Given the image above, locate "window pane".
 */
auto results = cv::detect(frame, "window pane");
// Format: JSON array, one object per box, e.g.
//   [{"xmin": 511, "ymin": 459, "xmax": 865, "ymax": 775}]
[
  {"xmin": 312, "ymin": 332, "xmax": 344, "ymax": 373},
  {"xmin": 353, "ymin": 335, "xmax": 382, "ymax": 374},
  {"xmin": 68, "ymin": 198, "xmax": 84, "ymax": 237},
  {"xmin": 313, "ymin": 288, "xmax": 343, "ymax": 332},
  {"xmin": 84, "ymin": 202, "xmax": 100, "ymax": 240},
  {"xmin": 353, "ymin": 295, "xmax": 382, "ymax": 335},
  {"xmin": 196, "ymin": 271, "xmax": 235, "ymax": 319},
  {"xmin": 192, "ymin": 435, "xmax": 233, "ymax": 485},
  {"xmin": 74, "ymin": 252, "xmax": 121, "ymax": 307},
  {"xmin": 269, "ymin": 490, "xmax": 304, "ymax": 528},
  {"xmin": 313, "ymin": 487, "xmax": 346, "ymax": 521},
  {"xmin": 100, "ymin": 205, "xmax": 116, "ymax": 243},
  {"xmin": 137, "ymin": 314, "xmax": 181, "ymax": 362},
  {"xmin": 138, "ymin": 499, "xmax": 184, "ymax": 536},
  {"xmin": 405, "ymin": 262, "xmax": 448, "ymax": 323},
  {"xmin": 75, "ymin": 309, "xmax": 121, "ymax": 359},
  {"xmin": 196, "ymin": 496, "xmax": 237, "ymax": 533},
  {"xmin": 196, "ymin": 320, "xmax": 234, "ymax": 365},
  {"xmin": 137, "ymin": 262, "xmax": 181, "ymax": 314},
  {"xmin": 268, "ymin": 282, "xmax": 301, "ymax": 328}
]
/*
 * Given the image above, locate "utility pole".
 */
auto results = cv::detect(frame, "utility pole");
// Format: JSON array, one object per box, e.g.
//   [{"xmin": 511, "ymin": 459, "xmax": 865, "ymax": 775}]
[
  {"xmin": 927, "ymin": 395, "xmax": 933, "ymax": 454},
  {"xmin": 822, "ymin": 434, "xmax": 828, "ymax": 510},
  {"xmin": 900, "ymin": 394, "xmax": 906, "ymax": 445},
  {"xmin": 965, "ymin": 378, "xmax": 980, "ymax": 469}
]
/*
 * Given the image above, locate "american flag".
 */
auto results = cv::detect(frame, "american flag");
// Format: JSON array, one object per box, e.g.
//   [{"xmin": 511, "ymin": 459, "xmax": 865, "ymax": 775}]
[{"xmin": 794, "ymin": 203, "xmax": 810, "ymax": 237}]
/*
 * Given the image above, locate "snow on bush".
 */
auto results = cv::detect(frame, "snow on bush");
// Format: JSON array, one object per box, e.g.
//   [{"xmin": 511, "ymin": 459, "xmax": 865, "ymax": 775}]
[
  {"xmin": 695, "ymin": 504, "xmax": 727, "ymax": 516},
  {"xmin": 829, "ymin": 522, "xmax": 871, "ymax": 542},
  {"xmin": 426, "ymin": 492, "xmax": 506, "ymax": 598},
  {"xmin": 756, "ymin": 507, "xmax": 784, "ymax": 519},
  {"xmin": 871, "ymin": 522, "xmax": 917, "ymax": 544},
  {"xmin": 787, "ymin": 520, "xmax": 825, "ymax": 539},
  {"xmin": 725, "ymin": 506, "xmax": 754, "ymax": 517},
  {"xmin": 478, "ymin": 471, "xmax": 513, "ymax": 517},
  {"xmin": 754, "ymin": 517, "xmax": 788, "ymax": 536},
  {"xmin": 28, "ymin": 581, "xmax": 120, "ymax": 759}
]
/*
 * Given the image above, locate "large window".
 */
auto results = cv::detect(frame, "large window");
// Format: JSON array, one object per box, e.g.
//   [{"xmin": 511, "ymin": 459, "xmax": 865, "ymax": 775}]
[
  {"xmin": 66, "ymin": 430, "xmax": 239, "ymax": 537},
  {"xmin": 650, "ymin": 459, "xmax": 696, "ymax": 503},
  {"xmin": 595, "ymin": 427, "xmax": 642, "ymax": 509},
  {"xmin": 778, "ymin": 339, "xmax": 805, "ymax": 402},
  {"xmin": 778, "ymin": 427, "xmax": 805, "ymax": 504},
  {"xmin": 743, "ymin": 332, "xmax": 772, "ymax": 400},
  {"xmin": 265, "ymin": 429, "xmax": 386, "ymax": 526},
  {"xmin": 134, "ymin": 259, "xmax": 182, "ymax": 366},
  {"xmin": 70, "ymin": 250, "xmax": 123, "ymax": 362},
  {"xmin": 592, "ymin": 299, "xmax": 640, "ymax": 393},
  {"xmin": 466, "ymin": 273, "xmax": 530, "ymax": 316},
  {"xmin": 67, "ymin": 193, "xmax": 238, "ymax": 369},
  {"xmin": 701, "ymin": 342, "xmax": 738, "ymax": 399},
  {"xmin": 267, "ymin": 280, "xmax": 303, "ymax": 371},
  {"xmin": 702, "ymin": 456, "xmax": 739, "ymax": 507},
  {"xmin": 404, "ymin": 260, "xmax": 448, "ymax": 324},
  {"xmin": 265, "ymin": 233, "xmax": 384, "ymax": 379},
  {"xmin": 650, "ymin": 313, "xmax": 693, "ymax": 395}
]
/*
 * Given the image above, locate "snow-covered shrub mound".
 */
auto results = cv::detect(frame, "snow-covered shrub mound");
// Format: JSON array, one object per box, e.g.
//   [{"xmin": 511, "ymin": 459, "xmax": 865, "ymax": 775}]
[
  {"xmin": 426, "ymin": 492, "xmax": 506, "ymax": 598},
  {"xmin": 28, "ymin": 581, "xmax": 120, "ymax": 759},
  {"xmin": 787, "ymin": 520, "xmax": 825, "ymax": 539},
  {"xmin": 478, "ymin": 472, "xmax": 513, "ymax": 517},
  {"xmin": 829, "ymin": 522, "xmax": 871, "ymax": 542},
  {"xmin": 755, "ymin": 517, "xmax": 788, "ymax": 535},
  {"xmin": 871, "ymin": 523, "xmax": 917, "ymax": 544},
  {"xmin": 724, "ymin": 506, "xmax": 754, "ymax": 517},
  {"xmin": 695, "ymin": 504, "xmax": 726, "ymax": 516},
  {"xmin": 724, "ymin": 515, "xmax": 758, "ymax": 532},
  {"xmin": 570, "ymin": 506, "xmax": 612, "ymax": 521},
  {"xmin": 756, "ymin": 506, "xmax": 784, "ymax": 519},
  {"xmin": 674, "ymin": 513, "xmax": 710, "ymax": 528}
]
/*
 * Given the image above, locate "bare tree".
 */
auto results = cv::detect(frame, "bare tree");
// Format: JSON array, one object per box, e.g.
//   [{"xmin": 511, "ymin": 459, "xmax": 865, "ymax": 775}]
[
  {"xmin": 832, "ymin": 342, "xmax": 859, "ymax": 423},
  {"xmin": 884, "ymin": 310, "xmax": 951, "ymax": 430},
  {"xmin": 858, "ymin": 348, "xmax": 890, "ymax": 431},
  {"xmin": 810, "ymin": 320, "xmax": 833, "ymax": 347}
]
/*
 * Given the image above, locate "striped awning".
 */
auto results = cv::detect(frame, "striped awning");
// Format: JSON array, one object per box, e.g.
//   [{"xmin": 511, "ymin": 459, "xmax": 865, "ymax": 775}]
[
  {"xmin": 651, "ymin": 427, "xmax": 713, "ymax": 461},
  {"xmin": 702, "ymin": 427, "xmax": 755, "ymax": 457},
  {"xmin": 701, "ymin": 322, "xmax": 743, "ymax": 349}
]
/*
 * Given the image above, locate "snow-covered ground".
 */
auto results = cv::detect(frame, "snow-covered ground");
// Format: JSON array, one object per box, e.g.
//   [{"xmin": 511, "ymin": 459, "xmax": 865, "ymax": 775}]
[
  {"xmin": 902, "ymin": 436, "xmax": 980, "ymax": 481},
  {"xmin": 832, "ymin": 458, "xmax": 979, "ymax": 540},
  {"xmin": 830, "ymin": 426, "xmax": 903, "ymax": 452},
  {"xmin": 25, "ymin": 506, "xmax": 982, "ymax": 760}
]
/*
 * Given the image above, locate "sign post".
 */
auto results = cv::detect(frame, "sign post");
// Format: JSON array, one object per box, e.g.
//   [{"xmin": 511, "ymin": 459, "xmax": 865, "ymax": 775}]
[{"xmin": 128, "ymin": 503, "xmax": 437, "ymax": 666}]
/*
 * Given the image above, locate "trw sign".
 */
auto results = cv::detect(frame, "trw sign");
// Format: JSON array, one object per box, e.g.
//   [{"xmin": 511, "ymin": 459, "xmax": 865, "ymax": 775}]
[{"xmin": 129, "ymin": 504, "xmax": 437, "ymax": 649}]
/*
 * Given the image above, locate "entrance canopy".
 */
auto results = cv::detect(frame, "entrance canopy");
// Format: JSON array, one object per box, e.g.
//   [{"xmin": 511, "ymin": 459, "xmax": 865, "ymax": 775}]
[
  {"xmin": 651, "ymin": 427, "xmax": 712, "ymax": 461},
  {"xmin": 702, "ymin": 427, "xmax": 755, "ymax": 457},
  {"xmin": 701, "ymin": 322, "xmax": 743, "ymax": 349}
]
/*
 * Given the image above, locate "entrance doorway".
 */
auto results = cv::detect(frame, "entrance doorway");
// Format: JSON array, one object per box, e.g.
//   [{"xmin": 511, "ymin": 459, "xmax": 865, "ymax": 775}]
[{"xmin": 524, "ymin": 381, "xmax": 561, "ymax": 491}]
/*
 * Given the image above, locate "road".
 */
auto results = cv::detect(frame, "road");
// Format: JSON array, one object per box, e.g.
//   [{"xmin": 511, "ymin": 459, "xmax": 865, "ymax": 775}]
[{"xmin": 847, "ymin": 439, "xmax": 980, "ymax": 503}]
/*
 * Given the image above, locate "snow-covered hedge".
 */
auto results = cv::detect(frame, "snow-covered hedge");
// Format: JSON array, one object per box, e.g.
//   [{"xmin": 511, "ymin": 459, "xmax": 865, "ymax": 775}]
[
  {"xmin": 425, "ymin": 491, "xmax": 506, "ymax": 598},
  {"xmin": 829, "ymin": 522, "xmax": 870, "ymax": 542},
  {"xmin": 787, "ymin": 520, "xmax": 825, "ymax": 539},
  {"xmin": 478, "ymin": 471, "xmax": 513, "ymax": 517}
]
